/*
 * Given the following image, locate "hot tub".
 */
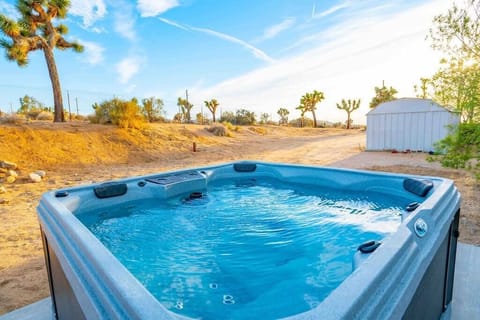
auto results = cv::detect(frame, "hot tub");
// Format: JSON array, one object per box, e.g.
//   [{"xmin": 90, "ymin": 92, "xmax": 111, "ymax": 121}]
[{"xmin": 37, "ymin": 161, "xmax": 460, "ymax": 319}]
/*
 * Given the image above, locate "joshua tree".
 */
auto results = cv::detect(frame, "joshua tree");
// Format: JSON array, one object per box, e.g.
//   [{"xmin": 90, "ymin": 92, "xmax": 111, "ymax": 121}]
[
  {"xmin": 296, "ymin": 104, "xmax": 307, "ymax": 127},
  {"xmin": 277, "ymin": 107, "xmax": 289, "ymax": 125},
  {"xmin": 0, "ymin": 0, "xmax": 83, "ymax": 122},
  {"xmin": 204, "ymin": 98, "xmax": 219, "ymax": 122},
  {"xmin": 300, "ymin": 90, "xmax": 325, "ymax": 128},
  {"xmin": 177, "ymin": 97, "xmax": 193, "ymax": 123},
  {"xmin": 336, "ymin": 99, "xmax": 361, "ymax": 129}
]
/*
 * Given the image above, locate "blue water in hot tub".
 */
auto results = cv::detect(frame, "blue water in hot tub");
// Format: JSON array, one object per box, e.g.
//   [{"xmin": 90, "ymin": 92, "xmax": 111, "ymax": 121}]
[{"xmin": 78, "ymin": 177, "xmax": 406, "ymax": 319}]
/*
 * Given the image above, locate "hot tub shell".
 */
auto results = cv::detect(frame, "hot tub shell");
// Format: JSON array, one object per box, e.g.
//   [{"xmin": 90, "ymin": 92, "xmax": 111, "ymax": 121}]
[{"xmin": 37, "ymin": 161, "xmax": 460, "ymax": 320}]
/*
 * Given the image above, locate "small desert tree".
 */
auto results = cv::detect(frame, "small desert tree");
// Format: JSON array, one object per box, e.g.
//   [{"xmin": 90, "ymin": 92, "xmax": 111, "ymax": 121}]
[
  {"xmin": 260, "ymin": 112, "xmax": 270, "ymax": 124},
  {"xmin": 204, "ymin": 99, "xmax": 219, "ymax": 122},
  {"xmin": 18, "ymin": 94, "xmax": 48, "ymax": 112},
  {"xmin": 0, "ymin": 0, "xmax": 83, "ymax": 122},
  {"xmin": 277, "ymin": 107, "xmax": 289, "ymax": 125},
  {"xmin": 429, "ymin": 0, "xmax": 480, "ymax": 60},
  {"xmin": 177, "ymin": 97, "xmax": 193, "ymax": 123},
  {"xmin": 235, "ymin": 108, "xmax": 256, "ymax": 125},
  {"xmin": 141, "ymin": 97, "xmax": 165, "ymax": 122},
  {"xmin": 428, "ymin": 58, "xmax": 480, "ymax": 123},
  {"xmin": 336, "ymin": 99, "xmax": 361, "ymax": 129}
]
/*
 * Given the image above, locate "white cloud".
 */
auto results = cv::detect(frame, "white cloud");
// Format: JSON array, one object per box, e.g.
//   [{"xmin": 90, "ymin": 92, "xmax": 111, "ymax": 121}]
[
  {"xmin": 137, "ymin": 0, "xmax": 179, "ymax": 17},
  {"xmin": 158, "ymin": 17, "xmax": 189, "ymax": 31},
  {"xmin": 114, "ymin": 5, "xmax": 136, "ymax": 41},
  {"xmin": 191, "ymin": 27, "xmax": 275, "ymax": 64},
  {"xmin": 81, "ymin": 41, "xmax": 105, "ymax": 65},
  {"xmin": 260, "ymin": 17, "xmax": 296, "ymax": 41},
  {"xmin": 190, "ymin": 0, "xmax": 452, "ymax": 125},
  {"xmin": 70, "ymin": 0, "xmax": 107, "ymax": 27},
  {"xmin": 312, "ymin": 1, "xmax": 351, "ymax": 19},
  {"xmin": 158, "ymin": 18, "xmax": 274, "ymax": 63},
  {"xmin": 91, "ymin": 27, "xmax": 106, "ymax": 34},
  {"xmin": 116, "ymin": 57, "xmax": 141, "ymax": 84}
]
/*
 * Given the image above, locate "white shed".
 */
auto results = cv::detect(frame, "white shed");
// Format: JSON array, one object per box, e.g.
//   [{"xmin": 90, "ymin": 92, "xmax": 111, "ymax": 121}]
[{"xmin": 366, "ymin": 98, "xmax": 460, "ymax": 152}]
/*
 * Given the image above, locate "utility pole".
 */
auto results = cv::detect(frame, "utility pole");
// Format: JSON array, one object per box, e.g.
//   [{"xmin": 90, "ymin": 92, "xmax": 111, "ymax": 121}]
[
  {"xmin": 185, "ymin": 89, "xmax": 189, "ymax": 123},
  {"xmin": 67, "ymin": 90, "xmax": 72, "ymax": 121},
  {"xmin": 75, "ymin": 97, "xmax": 79, "ymax": 116}
]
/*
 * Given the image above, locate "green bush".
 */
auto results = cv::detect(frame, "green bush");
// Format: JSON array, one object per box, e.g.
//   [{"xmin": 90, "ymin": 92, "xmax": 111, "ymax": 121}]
[
  {"xmin": 36, "ymin": 111, "xmax": 54, "ymax": 120},
  {"xmin": 430, "ymin": 123, "xmax": 480, "ymax": 179},
  {"xmin": 220, "ymin": 111, "xmax": 235, "ymax": 123}
]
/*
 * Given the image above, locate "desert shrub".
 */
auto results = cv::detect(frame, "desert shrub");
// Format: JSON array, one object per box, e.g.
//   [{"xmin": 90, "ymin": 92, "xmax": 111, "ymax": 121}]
[
  {"xmin": 316, "ymin": 121, "xmax": 328, "ymax": 128},
  {"xmin": 222, "ymin": 121, "xmax": 234, "ymax": 130},
  {"xmin": 222, "ymin": 121, "xmax": 241, "ymax": 132},
  {"xmin": 90, "ymin": 98, "xmax": 145, "ymax": 129},
  {"xmin": 220, "ymin": 111, "xmax": 236, "ymax": 123},
  {"xmin": 196, "ymin": 112, "xmax": 210, "ymax": 125},
  {"xmin": 235, "ymin": 109, "xmax": 256, "ymax": 125},
  {"xmin": 206, "ymin": 124, "xmax": 231, "ymax": 137},
  {"xmin": 36, "ymin": 111, "xmax": 54, "ymax": 120},
  {"xmin": 26, "ymin": 109, "xmax": 43, "ymax": 119},
  {"xmin": 249, "ymin": 126, "xmax": 267, "ymax": 135},
  {"xmin": 0, "ymin": 113, "xmax": 26, "ymax": 124},
  {"xmin": 73, "ymin": 114, "xmax": 88, "ymax": 121},
  {"xmin": 173, "ymin": 113, "xmax": 183, "ymax": 123},
  {"xmin": 88, "ymin": 114, "xmax": 100, "ymax": 124},
  {"xmin": 154, "ymin": 115, "xmax": 167, "ymax": 123},
  {"xmin": 110, "ymin": 99, "xmax": 145, "ymax": 129},
  {"xmin": 289, "ymin": 117, "xmax": 313, "ymax": 127}
]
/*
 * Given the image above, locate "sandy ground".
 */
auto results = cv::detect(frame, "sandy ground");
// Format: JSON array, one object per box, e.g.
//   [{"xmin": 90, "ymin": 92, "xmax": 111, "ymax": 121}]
[{"xmin": 0, "ymin": 125, "xmax": 478, "ymax": 314}]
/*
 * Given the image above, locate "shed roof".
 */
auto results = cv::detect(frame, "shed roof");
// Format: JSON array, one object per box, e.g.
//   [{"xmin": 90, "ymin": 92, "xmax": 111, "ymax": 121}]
[{"xmin": 367, "ymin": 98, "xmax": 454, "ymax": 115}]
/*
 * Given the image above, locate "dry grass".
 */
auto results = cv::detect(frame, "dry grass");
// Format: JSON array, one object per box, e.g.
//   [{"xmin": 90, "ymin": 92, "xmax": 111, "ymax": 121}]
[{"xmin": 0, "ymin": 122, "xmax": 230, "ymax": 171}]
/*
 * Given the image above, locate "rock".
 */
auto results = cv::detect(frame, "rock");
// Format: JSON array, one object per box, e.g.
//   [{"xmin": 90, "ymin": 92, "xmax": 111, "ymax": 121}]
[
  {"xmin": 5, "ymin": 176, "xmax": 16, "ymax": 184},
  {"xmin": 0, "ymin": 198, "xmax": 9, "ymax": 204},
  {"xmin": 0, "ymin": 185, "xmax": 6, "ymax": 194},
  {"xmin": 35, "ymin": 170, "xmax": 46, "ymax": 178},
  {"xmin": 29, "ymin": 173, "xmax": 42, "ymax": 183},
  {"xmin": 0, "ymin": 168, "xmax": 7, "ymax": 174},
  {"xmin": 7, "ymin": 170, "xmax": 18, "ymax": 177},
  {"xmin": 0, "ymin": 160, "xmax": 17, "ymax": 170}
]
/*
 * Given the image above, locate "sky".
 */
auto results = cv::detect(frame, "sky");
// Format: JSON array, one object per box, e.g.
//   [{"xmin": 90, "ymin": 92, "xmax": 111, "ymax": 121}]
[{"xmin": 0, "ymin": 0, "xmax": 453, "ymax": 124}]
